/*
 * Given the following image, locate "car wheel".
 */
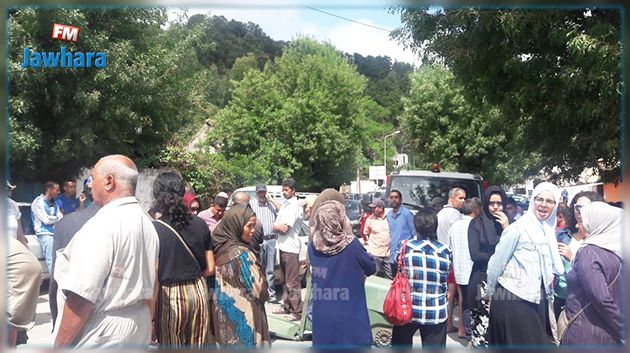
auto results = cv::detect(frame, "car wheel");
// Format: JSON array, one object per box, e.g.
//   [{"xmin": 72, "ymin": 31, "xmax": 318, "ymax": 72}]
[{"xmin": 373, "ymin": 327, "xmax": 392, "ymax": 347}]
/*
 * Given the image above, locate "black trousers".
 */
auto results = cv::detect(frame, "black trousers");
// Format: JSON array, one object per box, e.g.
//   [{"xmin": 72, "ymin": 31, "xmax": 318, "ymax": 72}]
[
  {"xmin": 392, "ymin": 321, "xmax": 447, "ymax": 348},
  {"xmin": 460, "ymin": 284, "xmax": 469, "ymax": 311}
]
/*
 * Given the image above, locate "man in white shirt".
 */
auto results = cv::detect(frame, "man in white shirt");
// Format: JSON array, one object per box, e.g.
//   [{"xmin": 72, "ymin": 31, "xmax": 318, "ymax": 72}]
[
  {"xmin": 448, "ymin": 197, "xmax": 481, "ymax": 341},
  {"xmin": 53, "ymin": 155, "xmax": 159, "ymax": 348},
  {"xmin": 272, "ymin": 178, "xmax": 303, "ymax": 319},
  {"xmin": 437, "ymin": 187, "xmax": 465, "ymax": 333}
]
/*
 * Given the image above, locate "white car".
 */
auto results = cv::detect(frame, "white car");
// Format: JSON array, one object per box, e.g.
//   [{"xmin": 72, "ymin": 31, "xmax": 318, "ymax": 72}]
[{"xmin": 17, "ymin": 202, "xmax": 50, "ymax": 280}]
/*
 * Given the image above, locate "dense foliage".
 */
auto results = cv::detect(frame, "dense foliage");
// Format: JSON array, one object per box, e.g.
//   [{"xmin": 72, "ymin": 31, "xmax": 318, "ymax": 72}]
[
  {"xmin": 392, "ymin": 7, "xmax": 622, "ymax": 183},
  {"xmin": 401, "ymin": 65, "xmax": 541, "ymax": 184},
  {"xmin": 10, "ymin": 6, "xmax": 618, "ymax": 192},
  {"xmin": 210, "ymin": 38, "xmax": 375, "ymax": 190},
  {"xmin": 9, "ymin": 8, "xmax": 212, "ymax": 181}
]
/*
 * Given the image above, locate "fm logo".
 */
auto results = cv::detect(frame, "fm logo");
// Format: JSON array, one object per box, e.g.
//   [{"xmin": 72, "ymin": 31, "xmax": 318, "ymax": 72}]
[{"xmin": 51, "ymin": 23, "xmax": 80, "ymax": 43}]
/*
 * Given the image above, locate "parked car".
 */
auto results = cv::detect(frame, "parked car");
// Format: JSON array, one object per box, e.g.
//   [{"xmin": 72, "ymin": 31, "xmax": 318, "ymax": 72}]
[
  {"xmin": 343, "ymin": 199, "xmax": 363, "ymax": 237},
  {"xmin": 228, "ymin": 185, "xmax": 284, "ymax": 206},
  {"xmin": 17, "ymin": 202, "xmax": 50, "ymax": 280},
  {"xmin": 385, "ymin": 169, "xmax": 484, "ymax": 212},
  {"xmin": 228, "ymin": 186, "xmax": 318, "ymax": 207},
  {"xmin": 510, "ymin": 193, "xmax": 530, "ymax": 211}
]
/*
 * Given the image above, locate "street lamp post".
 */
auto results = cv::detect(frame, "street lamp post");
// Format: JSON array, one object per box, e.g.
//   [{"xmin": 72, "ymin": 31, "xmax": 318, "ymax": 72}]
[{"xmin": 384, "ymin": 130, "xmax": 401, "ymax": 175}]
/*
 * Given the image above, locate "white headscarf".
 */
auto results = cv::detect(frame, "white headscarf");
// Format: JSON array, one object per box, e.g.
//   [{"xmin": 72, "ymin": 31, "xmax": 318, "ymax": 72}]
[
  {"xmin": 579, "ymin": 201, "xmax": 622, "ymax": 259},
  {"xmin": 514, "ymin": 182, "xmax": 565, "ymax": 283}
]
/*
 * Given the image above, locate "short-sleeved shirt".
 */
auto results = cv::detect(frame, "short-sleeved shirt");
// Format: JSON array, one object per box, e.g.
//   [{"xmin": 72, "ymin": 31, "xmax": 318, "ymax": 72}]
[
  {"xmin": 198, "ymin": 207, "xmax": 221, "ymax": 233},
  {"xmin": 275, "ymin": 197, "xmax": 303, "ymax": 254},
  {"xmin": 363, "ymin": 214, "xmax": 390, "ymax": 257},
  {"xmin": 56, "ymin": 194, "xmax": 80, "ymax": 215},
  {"xmin": 153, "ymin": 216, "xmax": 212, "ymax": 285},
  {"xmin": 54, "ymin": 196, "xmax": 159, "ymax": 313},
  {"xmin": 249, "ymin": 199, "xmax": 277, "ymax": 236}
]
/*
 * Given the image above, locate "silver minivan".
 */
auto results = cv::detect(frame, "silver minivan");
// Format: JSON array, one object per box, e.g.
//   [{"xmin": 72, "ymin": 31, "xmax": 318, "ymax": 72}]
[{"xmin": 385, "ymin": 169, "xmax": 484, "ymax": 212}]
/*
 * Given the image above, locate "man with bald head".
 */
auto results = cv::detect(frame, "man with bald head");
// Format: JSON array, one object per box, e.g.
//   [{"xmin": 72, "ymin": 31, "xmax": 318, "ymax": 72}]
[
  {"xmin": 53, "ymin": 155, "xmax": 159, "ymax": 348},
  {"xmin": 232, "ymin": 191, "xmax": 264, "ymax": 261}
]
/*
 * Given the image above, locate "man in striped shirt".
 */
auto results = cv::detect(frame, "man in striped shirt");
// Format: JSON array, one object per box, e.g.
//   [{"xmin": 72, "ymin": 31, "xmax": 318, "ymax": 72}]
[{"xmin": 249, "ymin": 184, "xmax": 279, "ymax": 302}]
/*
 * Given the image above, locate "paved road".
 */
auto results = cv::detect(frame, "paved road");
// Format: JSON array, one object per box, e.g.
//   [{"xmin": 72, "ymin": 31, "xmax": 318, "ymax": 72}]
[{"xmin": 20, "ymin": 281, "xmax": 468, "ymax": 349}]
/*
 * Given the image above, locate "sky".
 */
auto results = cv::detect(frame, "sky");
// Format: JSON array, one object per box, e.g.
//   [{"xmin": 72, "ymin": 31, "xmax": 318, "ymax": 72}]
[{"xmin": 161, "ymin": 0, "xmax": 423, "ymax": 65}]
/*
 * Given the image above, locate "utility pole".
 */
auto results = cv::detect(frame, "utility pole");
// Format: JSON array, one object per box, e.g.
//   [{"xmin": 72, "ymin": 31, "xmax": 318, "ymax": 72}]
[{"xmin": 384, "ymin": 130, "xmax": 400, "ymax": 174}]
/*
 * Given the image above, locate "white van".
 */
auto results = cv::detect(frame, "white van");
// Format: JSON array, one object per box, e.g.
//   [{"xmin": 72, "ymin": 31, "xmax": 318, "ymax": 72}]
[{"xmin": 228, "ymin": 185, "xmax": 284, "ymax": 206}]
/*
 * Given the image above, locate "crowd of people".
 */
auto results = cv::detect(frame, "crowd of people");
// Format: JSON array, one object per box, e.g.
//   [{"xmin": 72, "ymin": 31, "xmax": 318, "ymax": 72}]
[{"xmin": 4, "ymin": 153, "xmax": 623, "ymax": 349}]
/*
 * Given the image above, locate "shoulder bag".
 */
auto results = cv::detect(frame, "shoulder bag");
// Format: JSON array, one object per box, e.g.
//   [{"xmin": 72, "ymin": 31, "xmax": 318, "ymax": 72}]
[{"xmin": 383, "ymin": 240, "xmax": 413, "ymax": 326}]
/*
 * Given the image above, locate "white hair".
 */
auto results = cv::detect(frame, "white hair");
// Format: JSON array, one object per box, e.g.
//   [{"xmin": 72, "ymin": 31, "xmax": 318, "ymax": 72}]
[
  {"xmin": 94, "ymin": 155, "xmax": 139, "ymax": 194},
  {"xmin": 449, "ymin": 187, "xmax": 465, "ymax": 198}
]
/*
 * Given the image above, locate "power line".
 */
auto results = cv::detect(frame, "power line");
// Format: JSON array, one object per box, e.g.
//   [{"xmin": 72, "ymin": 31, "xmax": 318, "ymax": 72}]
[{"xmin": 302, "ymin": 6, "xmax": 392, "ymax": 33}]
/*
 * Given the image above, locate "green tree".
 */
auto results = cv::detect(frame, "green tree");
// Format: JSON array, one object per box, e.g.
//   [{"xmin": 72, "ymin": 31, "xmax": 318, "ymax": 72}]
[
  {"xmin": 187, "ymin": 14, "xmax": 285, "ymax": 74},
  {"xmin": 401, "ymin": 65, "xmax": 540, "ymax": 184},
  {"xmin": 392, "ymin": 7, "xmax": 621, "ymax": 182},
  {"xmin": 229, "ymin": 53, "xmax": 260, "ymax": 82},
  {"xmin": 210, "ymin": 37, "xmax": 373, "ymax": 190},
  {"xmin": 9, "ymin": 7, "xmax": 215, "ymax": 181},
  {"xmin": 350, "ymin": 53, "xmax": 414, "ymax": 121}
]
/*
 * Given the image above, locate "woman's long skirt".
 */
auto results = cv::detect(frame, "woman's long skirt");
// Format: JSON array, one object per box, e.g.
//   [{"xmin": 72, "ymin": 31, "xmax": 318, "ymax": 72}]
[
  {"xmin": 488, "ymin": 284, "xmax": 554, "ymax": 347},
  {"xmin": 156, "ymin": 277, "xmax": 210, "ymax": 347}
]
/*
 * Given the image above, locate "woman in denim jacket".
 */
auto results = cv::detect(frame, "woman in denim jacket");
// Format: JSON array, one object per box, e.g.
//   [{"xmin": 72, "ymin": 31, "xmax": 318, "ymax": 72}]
[{"xmin": 485, "ymin": 182, "xmax": 565, "ymax": 346}]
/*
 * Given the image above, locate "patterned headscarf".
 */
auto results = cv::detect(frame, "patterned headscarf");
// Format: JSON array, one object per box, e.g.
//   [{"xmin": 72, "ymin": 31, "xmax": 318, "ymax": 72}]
[
  {"xmin": 309, "ymin": 188, "xmax": 346, "ymax": 241},
  {"xmin": 310, "ymin": 200, "xmax": 355, "ymax": 256},
  {"xmin": 212, "ymin": 203, "xmax": 256, "ymax": 259}
]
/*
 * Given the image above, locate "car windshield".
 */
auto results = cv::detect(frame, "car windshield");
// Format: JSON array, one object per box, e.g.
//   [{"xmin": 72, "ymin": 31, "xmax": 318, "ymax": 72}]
[
  {"xmin": 387, "ymin": 175, "xmax": 483, "ymax": 209},
  {"xmin": 344, "ymin": 200, "xmax": 362, "ymax": 220},
  {"xmin": 512, "ymin": 194, "xmax": 530, "ymax": 210}
]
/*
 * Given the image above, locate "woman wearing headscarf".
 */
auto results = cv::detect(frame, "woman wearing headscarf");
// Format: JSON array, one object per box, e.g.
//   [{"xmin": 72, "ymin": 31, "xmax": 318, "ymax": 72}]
[
  {"xmin": 309, "ymin": 188, "xmax": 346, "ymax": 237},
  {"xmin": 561, "ymin": 202, "xmax": 622, "ymax": 345},
  {"xmin": 553, "ymin": 192, "xmax": 605, "ymax": 319},
  {"xmin": 210, "ymin": 203, "xmax": 270, "ymax": 348},
  {"xmin": 558, "ymin": 191, "xmax": 605, "ymax": 263},
  {"xmin": 151, "ymin": 172, "xmax": 214, "ymax": 347},
  {"xmin": 308, "ymin": 199, "xmax": 376, "ymax": 347},
  {"xmin": 485, "ymin": 182, "xmax": 565, "ymax": 346},
  {"xmin": 183, "ymin": 191, "xmax": 201, "ymax": 216},
  {"xmin": 466, "ymin": 185, "xmax": 510, "ymax": 347}
]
